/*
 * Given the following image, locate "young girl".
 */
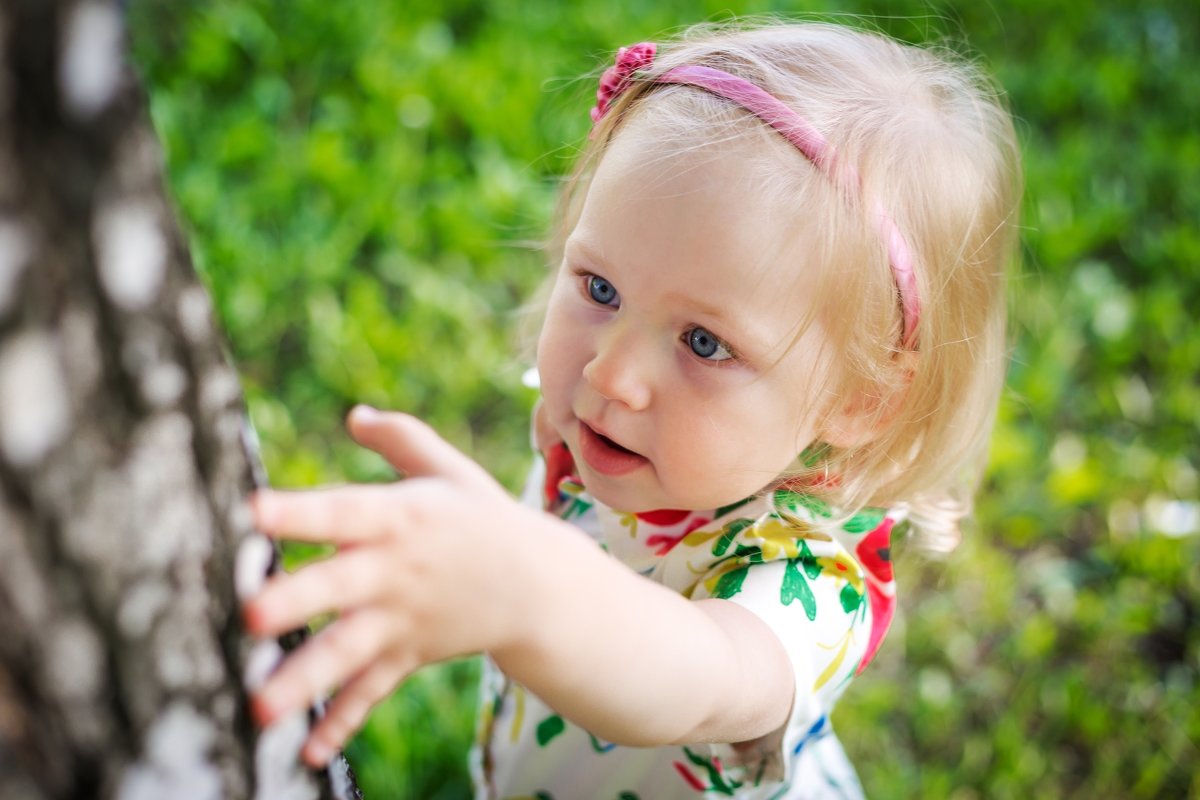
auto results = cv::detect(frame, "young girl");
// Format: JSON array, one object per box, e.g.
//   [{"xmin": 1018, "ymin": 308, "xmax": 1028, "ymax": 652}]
[{"xmin": 243, "ymin": 21, "xmax": 1021, "ymax": 799}]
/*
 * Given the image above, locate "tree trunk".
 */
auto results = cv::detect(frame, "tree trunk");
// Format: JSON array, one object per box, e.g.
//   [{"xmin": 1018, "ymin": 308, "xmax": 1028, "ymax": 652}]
[{"xmin": 0, "ymin": 1, "xmax": 359, "ymax": 797}]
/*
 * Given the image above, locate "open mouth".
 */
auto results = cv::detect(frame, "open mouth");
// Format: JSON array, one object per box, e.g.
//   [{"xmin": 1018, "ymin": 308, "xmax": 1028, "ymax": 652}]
[
  {"xmin": 596, "ymin": 430, "xmax": 634, "ymax": 454},
  {"xmin": 578, "ymin": 422, "xmax": 647, "ymax": 477}
]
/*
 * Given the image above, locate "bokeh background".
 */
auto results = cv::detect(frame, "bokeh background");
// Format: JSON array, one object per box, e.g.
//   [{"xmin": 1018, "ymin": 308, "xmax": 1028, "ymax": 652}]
[{"xmin": 128, "ymin": 1, "xmax": 1198, "ymax": 797}]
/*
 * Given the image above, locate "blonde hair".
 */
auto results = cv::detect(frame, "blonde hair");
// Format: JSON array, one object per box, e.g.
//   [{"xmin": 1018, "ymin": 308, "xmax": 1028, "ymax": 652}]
[{"xmin": 540, "ymin": 20, "xmax": 1022, "ymax": 548}]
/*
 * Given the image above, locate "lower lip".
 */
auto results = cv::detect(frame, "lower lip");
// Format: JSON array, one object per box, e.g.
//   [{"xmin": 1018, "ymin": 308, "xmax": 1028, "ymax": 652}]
[{"xmin": 578, "ymin": 423, "xmax": 648, "ymax": 477}]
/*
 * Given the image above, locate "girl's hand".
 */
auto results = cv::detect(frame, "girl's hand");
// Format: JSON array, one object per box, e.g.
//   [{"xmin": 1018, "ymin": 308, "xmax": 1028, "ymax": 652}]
[{"xmin": 242, "ymin": 406, "xmax": 533, "ymax": 767}]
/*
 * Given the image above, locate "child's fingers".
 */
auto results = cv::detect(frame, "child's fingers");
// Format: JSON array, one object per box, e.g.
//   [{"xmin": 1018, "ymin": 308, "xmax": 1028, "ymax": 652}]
[
  {"xmin": 302, "ymin": 660, "xmax": 404, "ymax": 767},
  {"xmin": 243, "ymin": 549, "xmax": 387, "ymax": 638},
  {"xmin": 251, "ymin": 485, "xmax": 398, "ymax": 544},
  {"xmin": 253, "ymin": 609, "xmax": 391, "ymax": 727},
  {"xmin": 346, "ymin": 406, "xmax": 494, "ymax": 488}
]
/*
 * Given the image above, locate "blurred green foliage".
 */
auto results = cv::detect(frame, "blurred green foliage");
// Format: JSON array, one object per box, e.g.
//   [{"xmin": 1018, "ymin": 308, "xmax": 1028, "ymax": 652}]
[{"xmin": 129, "ymin": 0, "xmax": 1199, "ymax": 797}]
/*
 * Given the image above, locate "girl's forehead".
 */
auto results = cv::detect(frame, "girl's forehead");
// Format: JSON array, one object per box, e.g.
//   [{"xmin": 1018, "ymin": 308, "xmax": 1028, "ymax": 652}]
[
  {"xmin": 589, "ymin": 125, "xmax": 813, "ymax": 271},
  {"xmin": 596, "ymin": 118, "xmax": 754, "ymax": 191}
]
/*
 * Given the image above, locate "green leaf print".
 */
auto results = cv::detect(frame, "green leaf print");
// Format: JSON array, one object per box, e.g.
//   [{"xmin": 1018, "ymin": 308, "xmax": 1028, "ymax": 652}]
[
  {"xmin": 713, "ymin": 518, "xmax": 754, "ymax": 556},
  {"xmin": 536, "ymin": 714, "xmax": 565, "ymax": 746},
  {"xmin": 733, "ymin": 544, "xmax": 765, "ymax": 563},
  {"xmin": 840, "ymin": 581, "xmax": 863, "ymax": 613},
  {"xmin": 842, "ymin": 507, "xmax": 885, "ymax": 533},
  {"xmin": 781, "ymin": 557, "xmax": 818, "ymax": 620},
  {"xmin": 618, "ymin": 793, "xmax": 640, "ymax": 800},
  {"xmin": 714, "ymin": 496, "xmax": 756, "ymax": 518},
  {"xmin": 800, "ymin": 539, "xmax": 822, "ymax": 579},
  {"xmin": 713, "ymin": 565, "xmax": 750, "ymax": 599},
  {"xmin": 589, "ymin": 733, "xmax": 618, "ymax": 753},
  {"xmin": 682, "ymin": 746, "xmax": 743, "ymax": 795},
  {"xmin": 564, "ymin": 498, "xmax": 593, "ymax": 521},
  {"xmin": 775, "ymin": 488, "xmax": 832, "ymax": 518}
]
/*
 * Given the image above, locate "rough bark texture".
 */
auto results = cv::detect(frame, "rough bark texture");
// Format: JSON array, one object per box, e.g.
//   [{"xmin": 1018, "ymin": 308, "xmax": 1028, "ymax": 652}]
[{"xmin": 0, "ymin": 2, "xmax": 359, "ymax": 798}]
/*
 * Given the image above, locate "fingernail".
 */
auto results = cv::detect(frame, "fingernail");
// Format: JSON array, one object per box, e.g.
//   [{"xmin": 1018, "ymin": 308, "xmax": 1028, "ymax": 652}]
[
  {"xmin": 352, "ymin": 404, "xmax": 378, "ymax": 420},
  {"xmin": 304, "ymin": 739, "xmax": 334, "ymax": 767},
  {"xmin": 243, "ymin": 641, "xmax": 284, "ymax": 691},
  {"xmin": 235, "ymin": 534, "xmax": 273, "ymax": 601},
  {"xmin": 250, "ymin": 692, "xmax": 275, "ymax": 727}
]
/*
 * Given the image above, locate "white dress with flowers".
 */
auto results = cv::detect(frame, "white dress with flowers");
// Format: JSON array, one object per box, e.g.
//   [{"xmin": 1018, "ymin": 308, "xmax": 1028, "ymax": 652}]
[{"xmin": 471, "ymin": 443, "xmax": 899, "ymax": 800}]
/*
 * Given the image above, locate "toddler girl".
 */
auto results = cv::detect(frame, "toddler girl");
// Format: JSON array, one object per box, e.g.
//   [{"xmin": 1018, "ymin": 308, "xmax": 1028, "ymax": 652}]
[{"xmin": 243, "ymin": 20, "xmax": 1021, "ymax": 799}]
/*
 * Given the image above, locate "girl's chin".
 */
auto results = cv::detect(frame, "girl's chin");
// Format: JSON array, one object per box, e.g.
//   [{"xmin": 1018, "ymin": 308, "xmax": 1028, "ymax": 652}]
[
  {"xmin": 583, "ymin": 470, "xmax": 772, "ymax": 514},
  {"xmin": 576, "ymin": 470, "xmax": 662, "ymax": 513},
  {"xmin": 578, "ymin": 470, "xmax": 703, "ymax": 514}
]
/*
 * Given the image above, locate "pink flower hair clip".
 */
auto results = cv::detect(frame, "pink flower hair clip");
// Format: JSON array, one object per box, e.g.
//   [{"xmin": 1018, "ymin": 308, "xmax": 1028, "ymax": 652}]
[{"xmin": 589, "ymin": 42, "xmax": 657, "ymax": 124}]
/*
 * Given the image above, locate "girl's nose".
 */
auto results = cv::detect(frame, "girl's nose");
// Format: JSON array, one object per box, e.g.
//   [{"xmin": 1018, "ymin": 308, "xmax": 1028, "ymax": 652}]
[{"xmin": 582, "ymin": 325, "xmax": 653, "ymax": 412}]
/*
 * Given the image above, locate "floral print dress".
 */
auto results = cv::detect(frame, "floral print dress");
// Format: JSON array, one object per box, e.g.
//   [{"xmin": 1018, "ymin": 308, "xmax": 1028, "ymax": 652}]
[{"xmin": 471, "ymin": 443, "xmax": 899, "ymax": 800}]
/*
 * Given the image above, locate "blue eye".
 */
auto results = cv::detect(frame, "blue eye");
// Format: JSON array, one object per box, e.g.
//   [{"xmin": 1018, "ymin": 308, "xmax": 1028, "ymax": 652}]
[
  {"xmin": 687, "ymin": 327, "xmax": 733, "ymax": 361},
  {"xmin": 587, "ymin": 275, "xmax": 619, "ymax": 306}
]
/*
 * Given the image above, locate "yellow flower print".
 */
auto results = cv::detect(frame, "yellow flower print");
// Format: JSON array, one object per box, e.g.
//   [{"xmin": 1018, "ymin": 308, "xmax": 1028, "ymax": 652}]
[
  {"xmin": 814, "ymin": 627, "xmax": 856, "ymax": 691},
  {"xmin": 510, "ymin": 684, "xmax": 526, "ymax": 743},
  {"xmin": 679, "ymin": 526, "xmax": 727, "ymax": 550},
  {"xmin": 748, "ymin": 517, "xmax": 806, "ymax": 561},
  {"xmin": 816, "ymin": 552, "xmax": 864, "ymax": 594}
]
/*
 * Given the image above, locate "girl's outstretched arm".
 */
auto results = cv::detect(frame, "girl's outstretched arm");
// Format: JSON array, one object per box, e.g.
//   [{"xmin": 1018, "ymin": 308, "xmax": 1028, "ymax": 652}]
[{"xmin": 242, "ymin": 407, "xmax": 793, "ymax": 767}]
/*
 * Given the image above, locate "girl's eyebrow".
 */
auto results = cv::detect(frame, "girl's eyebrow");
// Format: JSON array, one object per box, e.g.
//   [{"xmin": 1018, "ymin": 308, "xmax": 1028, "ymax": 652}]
[
  {"xmin": 663, "ymin": 292, "xmax": 734, "ymax": 327},
  {"xmin": 563, "ymin": 236, "xmax": 607, "ymax": 269}
]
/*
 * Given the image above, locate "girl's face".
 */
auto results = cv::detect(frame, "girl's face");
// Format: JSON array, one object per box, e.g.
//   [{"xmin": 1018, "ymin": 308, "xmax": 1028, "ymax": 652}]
[{"xmin": 537, "ymin": 130, "xmax": 837, "ymax": 512}]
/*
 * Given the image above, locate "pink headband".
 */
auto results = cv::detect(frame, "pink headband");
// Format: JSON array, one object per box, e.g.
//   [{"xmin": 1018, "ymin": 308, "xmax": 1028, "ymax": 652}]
[{"xmin": 591, "ymin": 43, "xmax": 921, "ymax": 349}]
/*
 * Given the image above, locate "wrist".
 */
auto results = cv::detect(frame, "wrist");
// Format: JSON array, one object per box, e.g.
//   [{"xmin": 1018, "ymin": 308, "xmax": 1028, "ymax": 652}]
[
  {"xmin": 484, "ymin": 508, "xmax": 609, "ymax": 668},
  {"xmin": 482, "ymin": 504, "xmax": 571, "ymax": 661}
]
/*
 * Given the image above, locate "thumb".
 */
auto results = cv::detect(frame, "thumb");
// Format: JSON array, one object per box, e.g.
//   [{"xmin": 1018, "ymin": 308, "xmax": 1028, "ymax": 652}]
[{"xmin": 346, "ymin": 406, "xmax": 496, "ymax": 489}]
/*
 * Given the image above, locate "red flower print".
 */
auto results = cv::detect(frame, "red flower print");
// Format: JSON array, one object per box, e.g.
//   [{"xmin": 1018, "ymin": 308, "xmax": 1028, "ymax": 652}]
[{"xmin": 639, "ymin": 510, "xmax": 711, "ymax": 555}]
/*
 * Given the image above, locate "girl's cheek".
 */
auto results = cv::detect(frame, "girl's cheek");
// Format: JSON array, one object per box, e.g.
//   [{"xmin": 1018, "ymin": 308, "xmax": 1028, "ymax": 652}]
[
  {"xmin": 674, "ymin": 347, "xmax": 751, "ymax": 391},
  {"xmin": 536, "ymin": 305, "xmax": 570, "ymax": 371},
  {"xmin": 537, "ymin": 323, "xmax": 582, "ymax": 403}
]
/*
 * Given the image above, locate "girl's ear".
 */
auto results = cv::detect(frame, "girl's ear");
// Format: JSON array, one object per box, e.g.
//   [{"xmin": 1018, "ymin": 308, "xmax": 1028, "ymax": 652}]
[{"xmin": 818, "ymin": 350, "xmax": 918, "ymax": 449}]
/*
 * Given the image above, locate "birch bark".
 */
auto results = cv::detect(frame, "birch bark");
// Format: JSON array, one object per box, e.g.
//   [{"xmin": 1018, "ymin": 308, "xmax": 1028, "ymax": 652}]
[{"xmin": 0, "ymin": 2, "xmax": 359, "ymax": 797}]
